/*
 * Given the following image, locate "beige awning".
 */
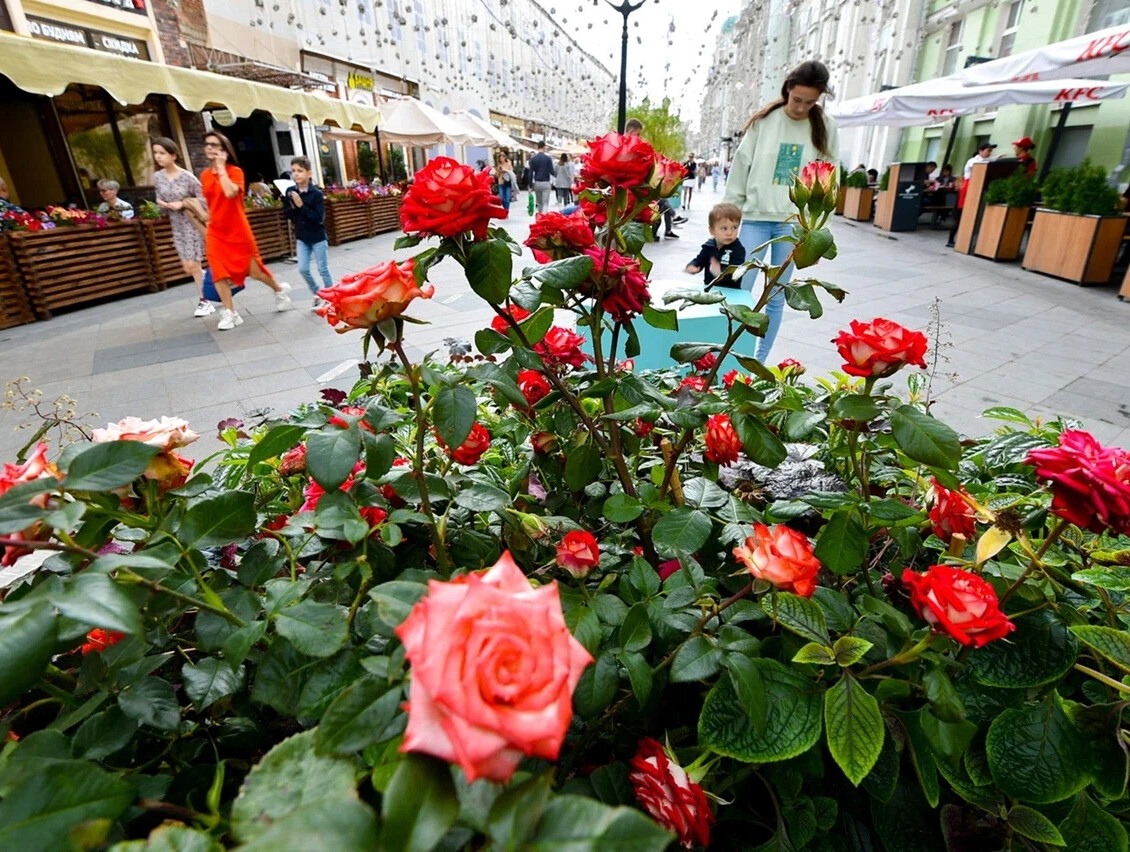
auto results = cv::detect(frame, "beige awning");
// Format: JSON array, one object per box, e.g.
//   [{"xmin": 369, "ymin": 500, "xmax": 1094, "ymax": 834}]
[{"xmin": 0, "ymin": 31, "xmax": 381, "ymax": 130}]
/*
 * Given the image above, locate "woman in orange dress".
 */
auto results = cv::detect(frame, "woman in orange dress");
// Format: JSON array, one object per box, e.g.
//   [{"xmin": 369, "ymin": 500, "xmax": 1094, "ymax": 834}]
[{"xmin": 201, "ymin": 130, "xmax": 292, "ymax": 329}]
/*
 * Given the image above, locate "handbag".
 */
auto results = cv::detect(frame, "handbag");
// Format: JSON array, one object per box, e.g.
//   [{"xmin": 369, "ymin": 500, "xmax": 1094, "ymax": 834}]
[
  {"xmin": 181, "ymin": 196, "xmax": 209, "ymax": 236},
  {"xmin": 200, "ymin": 268, "xmax": 244, "ymax": 303}
]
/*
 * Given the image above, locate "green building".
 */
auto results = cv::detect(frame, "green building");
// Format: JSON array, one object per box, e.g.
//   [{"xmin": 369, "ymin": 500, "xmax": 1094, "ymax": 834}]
[{"xmin": 898, "ymin": 0, "xmax": 1130, "ymax": 182}]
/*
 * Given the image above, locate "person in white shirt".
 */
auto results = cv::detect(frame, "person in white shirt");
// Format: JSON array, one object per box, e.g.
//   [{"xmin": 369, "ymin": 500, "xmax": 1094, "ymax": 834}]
[
  {"xmin": 96, "ymin": 179, "xmax": 134, "ymax": 220},
  {"xmin": 947, "ymin": 142, "xmax": 995, "ymax": 247}
]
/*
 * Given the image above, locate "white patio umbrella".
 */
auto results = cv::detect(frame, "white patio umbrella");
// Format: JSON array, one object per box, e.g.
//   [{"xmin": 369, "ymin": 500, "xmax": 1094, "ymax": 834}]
[
  {"xmin": 445, "ymin": 112, "xmax": 501, "ymax": 147},
  {"xmin": 959, "ymin": 25, "xmax": 1130, "ymax": 85},
  {"xmin": 377, "ymin": 98, "xmax": 475, "ymax": 146},
  {"xmin": 829, "ymin": 76, "xmax": 1129, "ymax": 128},
  {"xmin": 450, "ymin": 110, "xmax": 529, "ymax": 149}
]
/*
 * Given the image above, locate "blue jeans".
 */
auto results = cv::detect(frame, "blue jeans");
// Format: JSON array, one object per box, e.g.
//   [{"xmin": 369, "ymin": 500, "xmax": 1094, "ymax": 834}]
[
  {"xmin": 739, "ymin": 220, "xmax": 794, "ymax": 362},
  {"xmin": 297, "ymin": 239, "xmax": 333, "ymax": 295},
  {"xmin": 499, "ymin": 183, "xmax": 512, "ymax": 210}
]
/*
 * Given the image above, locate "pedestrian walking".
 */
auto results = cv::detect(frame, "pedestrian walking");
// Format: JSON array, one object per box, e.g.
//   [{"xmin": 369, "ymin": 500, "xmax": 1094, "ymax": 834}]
[
  {"xmin": 496, "ymin": 156, "xmax": 518, "ymax": 211},
  {"xmin": 282, "ymin": 156, "xmax": 333, "ymax": 309},
  {"xmin": 724, "ymin": 59, "xmax": 839, "ymax": 361},
  {"xmin": 697, "ymin": 161, "xmax": 707, "ymax": 191},
  {"xmin": 682, "ymin": 154, "xmax": 697, "ymax": 208},
  {"xmin": 528, "ymin": 141, "xmax": 556, "ymax": 214},
  {"xmin": 152, "ymin": 137, "xmax": 211, "ymax": 317},
  {"xmin": 554, "ymin": 153, "xmax": 575, "ymax": 205},
  {"xmin": 711, "ymin": 161, "xmax": 720, "ymax": 192},
  {"xmin": 200, "ymin": 130, "xmax": 292, "ymax": 330}
]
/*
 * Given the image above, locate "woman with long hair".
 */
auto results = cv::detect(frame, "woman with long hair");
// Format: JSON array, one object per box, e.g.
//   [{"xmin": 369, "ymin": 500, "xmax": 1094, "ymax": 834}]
[
  {"xmin": 554, "ymin": 153, "xmax": 574, "ymax": 205},
  {"xmin": 200, "ymin": 130, "xmax": 292, "ymax": 330},
  {"xmin": 723, "ymin": 60, "xmax": 839, "ymax": 360},
  {"xmin": 152, "ymin": 137, "xmax": 211, "ymax": 317}
]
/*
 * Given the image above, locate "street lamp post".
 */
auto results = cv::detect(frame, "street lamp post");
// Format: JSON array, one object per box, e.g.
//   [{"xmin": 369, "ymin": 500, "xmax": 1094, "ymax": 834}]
[{"xmin": 598, "ymin": 0, "xmax": 646, "ymax": 133}]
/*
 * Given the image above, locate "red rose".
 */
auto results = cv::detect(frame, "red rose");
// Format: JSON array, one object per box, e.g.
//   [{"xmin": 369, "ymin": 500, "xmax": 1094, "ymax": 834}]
[
  {"xmin": 328, "ymin": 405, "xmax": 374, "ymax": 432},
  {"xmin": 530, "ymin": 431, "xmax": 558, "ymax": 455},
  {"xmin": 1026, "ymin": 430, "xmax": 1130, "ymax": 535},
  {"xmin": 722, "ymin": 369, "xmax": 748, "ymax": 389},
  {"xmin": 777, "ymin": 358, "xmax": 805, "ymax": 375},
  {"xmin": 299, "ymin": 461, "xmax": 387, "ymax": 528},
  {"xmin": 832, "ymin": 318, "xmax": 928, "ymax": 378},
  {"xmin": 396, "ymin": 551, "xmax": 593, "ymax": 782},
  {"xmin": 629, "ymin": 738, "xmax": 713, "ymax": 850},
  {"xmin": 704, "ymin": 414, "xmax": 741, "ymax": 465},
  {"xmin": 580, "ymin": 248, "xmax": 651, "ymax": 322},
  {"xmin": 927, "ymin": 478, "xmax": 977, "ymax": 542},
  {"xmin": 693, "ymin": 352, "xmax": 717, "ymax": 373},
  {"xmin": 279, "ymin": 443, "xmax": 307, "ymax": 475},
  {"xmin": 524, "ymin": 210, "xmax": 595, "ymax": 263},
  {"xmin": 679, "ymin": 375, "xmax": 707, "ymax": 393},
  {"xmin": 902, "ymin": 565, "xmax": 1015, "ymax": 647},
  {"xmin": 317, "ymin": 259, "xmax": 434, "ymax": 331},
  {"xmin": 518, "ymin": 370, "xmax": 552, "ymax": 407},
  {"xmin": 556, "ymin": 530, "xmax": 600, "ymax": 578},
  {"xmin": 81, "ymin": 628, "xmax": 126, "ymax": 655},
  {"xmin": 733, "ymin": 523, "xmax": 820, "ymax": 597},
  {"xmin": 491, "ymin": 305, "xmax": 531, "ymax": 334},
  {"xmin": 438, "ymin": 423, "xmax": 491, "ymax": 465},
  {"xmin": 634, "ymin": 418, "xmax": 655, "ymax": 438},
  {"xmin": 399, "ymin": 156, "xmax": 508, "ymax": 240},
  {"xmin": 0, "ymin": 443, "xmax": 57, "ymax": 567},
  {"xmin": 380, "ymin": 458, "xmax": 411, "ymax": 509},
  {"xmin": 580, "ymin": 132, "xmax": 657, "ymax": 188},
  {"xmin": 618, "ymin": 359, "xmax": 635, "ymax": 372},
  {"xmin": 650, "ymin": 155, "xmax": 689, "ymax": 197},
  {"xmin": 536, "ymin": 326, "xmax": 588, "ymax": 372},
  {"xmin": 658, "ymin": 559, "xmax": 681, "ymax": 581},
  {"xmin": 578, "ymin": 189, "xmax": 656, "ymax": 226}
]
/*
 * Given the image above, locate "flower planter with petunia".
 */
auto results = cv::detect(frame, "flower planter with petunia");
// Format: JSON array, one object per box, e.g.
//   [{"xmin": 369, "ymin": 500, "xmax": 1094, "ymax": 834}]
[
  {"xmin": 325, "ymin": 195, "xmax": 373, "ymax": 245},
  {"xmin": 4, "ymin": 138, "xmax": 1130, "ymax": 851},
  {"xmin": 244, "ymin": 206, "xmax": 294, "ymax": 261}
]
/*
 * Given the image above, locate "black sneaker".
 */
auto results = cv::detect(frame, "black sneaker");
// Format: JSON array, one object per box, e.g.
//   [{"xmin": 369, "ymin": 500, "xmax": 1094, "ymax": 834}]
[{"xmin": 664, "ymin": 231, "xmax": 680, "ymax": 239}]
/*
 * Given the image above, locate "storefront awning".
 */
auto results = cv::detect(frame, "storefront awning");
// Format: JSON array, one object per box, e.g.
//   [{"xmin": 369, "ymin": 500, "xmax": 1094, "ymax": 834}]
[{"xmin": 0, "ymin": 31, "xmax": 381, "ymax": 130}]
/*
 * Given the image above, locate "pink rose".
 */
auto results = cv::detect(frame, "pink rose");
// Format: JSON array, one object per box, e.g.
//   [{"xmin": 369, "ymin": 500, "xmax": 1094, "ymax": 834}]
[
  {"xmin": 1026, "ymin": 430, "xmax": 1130, "ymax": 535},
  {"xmin": 396, "ymin": 551, "xmax": 593, "ymax": 782},
  {"xmin": 92, "ymin": 416, "xmax": 198, "ymax": 451}
]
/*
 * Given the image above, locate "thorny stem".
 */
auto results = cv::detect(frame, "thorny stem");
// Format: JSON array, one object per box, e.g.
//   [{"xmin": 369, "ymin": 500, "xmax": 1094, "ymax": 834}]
[
  {"xmin": 998, "ymin": 518, "xmax": 1069, "ymax": 608},
  {"xmin": 117, "ymin": 566, "xmax": 246, "ymax": 626},
  {"xmin": 392, "ymin": 339, "xmax": 452, "ymax": 573}
]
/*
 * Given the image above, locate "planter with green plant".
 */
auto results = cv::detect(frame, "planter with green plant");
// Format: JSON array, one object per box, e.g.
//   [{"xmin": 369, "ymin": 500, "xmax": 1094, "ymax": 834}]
[
  {"xmin": 835, "ymin": 165, "xmax": 848, "ymax": 214},
  {"xmin": 1023, "ymin": 160, "xmax": 1125, "ymax": 283},
  {"xmin": 843, "ymin": 170, "xmax": 874, "ymax": 221},
  {"xmin": 975, "ymin": 169, "xmax": 1040, "ymax": 261}
]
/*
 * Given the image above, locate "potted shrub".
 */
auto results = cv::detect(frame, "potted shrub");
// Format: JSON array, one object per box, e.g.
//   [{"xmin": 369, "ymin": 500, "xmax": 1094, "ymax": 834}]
[
  {"xmin": 1023, "ymin": 159, "xmax": 1125, "ymax": 283},
  {"xmin": 974, "ymin": 168, "xmax": 1039, "ymax": 261},
  {"xmin": 842, "ymin": 169, "xmax": 874, "ymax": 220}
]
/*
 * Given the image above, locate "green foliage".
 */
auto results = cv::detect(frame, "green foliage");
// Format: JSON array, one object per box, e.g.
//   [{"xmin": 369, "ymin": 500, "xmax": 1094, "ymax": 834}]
[
  {"xmin": 1040, "ymin": 158, "xmax": 1121, "ymax": 215},
  {"xmin": 878, "ymin": 166, "xmax": 891, "ymax": 191},
  {"xmin": 357, "ymin": 144, "xmax": 379, "ymax": 182},
  {"xmin": 983, "ymin": 168, "xmax": 1041, "ymax": 207},
  {"xmin": 845, "ymin": 170, "xmax": 870, "ymax": 188},
  {"xmin": 620, "ymin": 96, "xmax": 688, "ymax": 158}
]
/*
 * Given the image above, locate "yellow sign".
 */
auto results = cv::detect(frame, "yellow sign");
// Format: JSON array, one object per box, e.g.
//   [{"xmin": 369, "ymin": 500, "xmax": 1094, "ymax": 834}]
[{"xmin": 347, "ymin": 72, "xmax": 373, "ymax": 91}]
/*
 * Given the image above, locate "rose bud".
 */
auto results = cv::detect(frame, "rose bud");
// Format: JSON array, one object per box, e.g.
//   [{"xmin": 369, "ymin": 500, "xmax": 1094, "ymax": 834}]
[
  {"xmin": 530, "ymin": 431, "xmax": 558, "ymax": 455},
  {"xmin": 704, "ymin": 414, "xmax": 742, "ymax": 465},
  {"xmin": 629, "ymin": 738, "xmax": 714, "ymax": 849},
  {"xmin": 926, "ymin": 478, "xmax": 977, "ymax": 542},
  {"xmin": 556, "ymin": 530, "xmax": 601, "ymax": 578}
]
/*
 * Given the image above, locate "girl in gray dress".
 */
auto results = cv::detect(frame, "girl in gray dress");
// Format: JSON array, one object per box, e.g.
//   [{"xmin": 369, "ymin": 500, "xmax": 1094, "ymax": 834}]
[{"xmin": 152, "ymin": 137, "xmax": 211, "ymax": 317}]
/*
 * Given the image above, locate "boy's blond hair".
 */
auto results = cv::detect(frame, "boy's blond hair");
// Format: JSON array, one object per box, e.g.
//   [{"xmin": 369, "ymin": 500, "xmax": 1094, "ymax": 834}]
[{"xmin": 708, "ymin": 202, "xmax": 742, "ymax": 229}]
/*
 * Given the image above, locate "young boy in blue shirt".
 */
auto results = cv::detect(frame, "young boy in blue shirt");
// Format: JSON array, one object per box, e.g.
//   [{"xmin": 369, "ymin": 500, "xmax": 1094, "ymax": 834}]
[
  {"xmin": 283, "ymin": 156, "xmax": 334, "ymax": 309},
  {"xmin": 685, "ymin": 203, "xmax": 746, "ymax": 289}
]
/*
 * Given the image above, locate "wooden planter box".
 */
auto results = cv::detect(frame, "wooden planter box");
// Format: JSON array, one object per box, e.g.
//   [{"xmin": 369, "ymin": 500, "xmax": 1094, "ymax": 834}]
[
  {"xmin": 843, "ymin": 187, "xmax": 874, "ymax": 221},
  {"xmin": 0, "ymin": 235, "xmax": 36, "ymax": 330},
  {"xmin": 974, "ymin": 205, "xmax": 1029, "ymax": 261},
  {"xmin": 834, "ymin": 188, "xmax": 846, "ymax": 216},
  {"xmin": 326, "ymin": 196, "xmax": 372, "ymax": 245},
  {"xmin": 370, "ymin": 195, "xmax": 402, "ymax": 235},
  {"xmin": 1022, "ymin": 209, "xmax": 1126, "ymax": 284},
  {"xmin": 141, "ymin": 218, "xmax": 192, "ymax": 287},
  {"xmin": 1121, "ymin": 266, "xmax": 1130, "ymax": 301},
  {"xmin": 246, "ymin": 207, "xmax": 293, "ymax": 261},
  {"xmin": 9, "ymin": 221, "xmax": 158, "ymax": 318},
  {"xmin": 874, "ymin": 187, "xmax": 895, "ymax": 229}
]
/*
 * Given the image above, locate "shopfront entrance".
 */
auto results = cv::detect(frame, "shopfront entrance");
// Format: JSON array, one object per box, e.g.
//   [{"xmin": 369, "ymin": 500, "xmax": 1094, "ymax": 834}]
[{"xmin": 206, "ymin": 110, "xmax": 290, "ymax": 185}]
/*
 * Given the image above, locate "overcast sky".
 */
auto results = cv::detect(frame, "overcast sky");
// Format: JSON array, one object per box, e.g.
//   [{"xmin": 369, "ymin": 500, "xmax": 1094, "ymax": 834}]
[{"xmin": 542, "ymin": 0, "xmax": 743, "ymax": 130}]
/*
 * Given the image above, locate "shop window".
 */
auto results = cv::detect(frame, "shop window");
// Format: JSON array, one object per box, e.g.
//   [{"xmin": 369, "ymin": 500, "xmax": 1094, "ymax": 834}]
[
  {"xmin": 999, "ymin": 0, "xmax": 1024, "ymax": 57},
  {"xmin": 924, "ymin": 137, "xmax": 941, "ymax": 163},
  {"xmin": 54, "ymin": 86, "xmax": 170, "ymax": 202},
  {"xmin": 1087, "ymin": 0, "xmax": 1130, "ymax": 32},
  {"xmin": 414, "ymin": 0, "xmax": 426, "ymax": 54},
  {"xmin": 1050, "ymin": 125, "xmax": 1093, "ymax": 170},
  {"xmin": 276, "ymin": 131, "xmax": 295, "ymax": 157},
  {"xmin": 941, "ymin": 20, "xmax": 963, "ymax": 76}
]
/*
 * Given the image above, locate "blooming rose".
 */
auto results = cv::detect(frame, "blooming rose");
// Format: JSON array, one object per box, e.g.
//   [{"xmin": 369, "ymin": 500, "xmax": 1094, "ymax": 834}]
[
  {"xmin": 92, "ymin": 416, "xmax": 198, "ymax": 450},
  {"xmin": 649, "ymin": 156, "xmax": 689, "ymax": 198},
  {"xmin": 581, "ymin": 248, "xmax": 651, "ymax": 322},
  {"xmin": 580, "ymin": 132, "xmax": 657, "ymax": 188},
  {"xmin": 693, "ymin": 352, "xmax": 717, "ymax": 373},
  {"xmin": 279, "ymin": 443, "xmax": 307, "ymax": 475},
  {"xmin": 438, "ymin": 423, "xmax": 491, "ymax": 465},
  {"xmin": 658, "ymin": 559, "xmax": 681, "ymax": 581},
  {"xmin": 704, "ymin": 414, "xmax": 742, "ymax": 465},
  {"xmin": 399, "ymin": 156, "xmax": 508, "ymax": 240},
  {"xmin": 679, "ymin": 375, "xmax": 707, "ymax": 393},
  {"xmin": 0, "ymin": 443, "xmax": 57, "ymax": 567},
  {"xmin": 524, "ymin": 210, "xmax": 595, "ymax": 263},
  {"xmin": 317, "ymin": 259, "xmax": 434, "ymax": 331},
  {"xmin": 901, "ymin": 565, "xmax": 1015, "ymax": 647},
  {"xmin": 1026, "ymin": 430, "xmax": 1130, "ymax": 535},
  {"xmin": 491, "ymin": 305, "xmax": 531, "ymax": 334},
  {"xmin": 536, "ymin": 326, "xmax": 588, "ymax": 372},
  {"xmin": 299, "ymin": 462, "xmax": 388, "ymax": 528},
  {"xmin": 517, "ymin": 370, "xmax": 552, "ymax": 408},
  {"xmin": 81, "ymin": 628, "xmax": 126, "ymax": 655},
  {"xmin": 396, "ymin": 551, "xmax": 593, "ymax": 782},
  {"xmin": 734, "ymin": 523, "xmax": 821, "ymax": 597},
  {"xmin": 629, "ymin": 738, "xmax": 713, "ymax": 849},
  {"xmin": 833, "ymin": 318, "xmax": 928, "ymax": 378},
  {"xmin": 556, "ymin": 530, "xmax": 600, "ymax": 578},
  {"xmin": 926, "ymin": 478, "xmax": 976, "ymax": 542},
  {"xmin": 722, "ymin": 369, "xmax": 750, "ymax": 389}
]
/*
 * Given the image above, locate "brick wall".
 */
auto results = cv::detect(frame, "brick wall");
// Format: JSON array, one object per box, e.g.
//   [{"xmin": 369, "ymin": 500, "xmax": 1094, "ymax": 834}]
[
  {"xmin": 178, "ymin": 109, "xmax": 209, "ymax": 174},
  {"xmin": 150, "ymin": 0, "xmax": 207, "ymax": 68}
]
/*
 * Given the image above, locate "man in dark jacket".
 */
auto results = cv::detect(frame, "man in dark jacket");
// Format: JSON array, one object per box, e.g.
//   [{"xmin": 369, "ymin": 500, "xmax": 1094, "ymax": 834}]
[
  {"xmin": 527, "ymin": 141, "xmax": 556, "ymax": 213},
  {"xmin": 283, "ymin": 156, "xmax": 334, "ymax": 308}
]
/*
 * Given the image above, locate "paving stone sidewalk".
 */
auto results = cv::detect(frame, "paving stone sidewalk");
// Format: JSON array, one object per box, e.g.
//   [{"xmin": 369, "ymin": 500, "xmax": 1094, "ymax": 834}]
[{"xmin": 2, "ymin": 185, "xmax": 1129, "ymax": 464}]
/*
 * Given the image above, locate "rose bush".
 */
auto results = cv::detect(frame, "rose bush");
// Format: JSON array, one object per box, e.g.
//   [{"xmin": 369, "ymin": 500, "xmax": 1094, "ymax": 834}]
[{"xmin": 1, "ymin": 133, "xmax": 1129, "ymax": 852}]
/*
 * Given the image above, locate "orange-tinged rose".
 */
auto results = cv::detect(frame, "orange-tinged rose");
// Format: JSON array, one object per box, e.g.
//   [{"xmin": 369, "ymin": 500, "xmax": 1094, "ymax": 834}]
[
  {"xmin": 317, "ymin": 259, "xmax": 434, "ymax": 331},
  {"xmin": 902, "ymin": 565, "xmax": 1014, "ymax": 647},
  {"xmin": 91, "ymin": 416, "xmax": 198, "ymax": 451},
  {"xmin": 734, "ymin": 523, "xmax": 821, "ymax": 597},
  {"xmin": 0, "ymin": 442, "xmax": 57, "ymax": 566},
  {"xmin": 396, "ymin": 551, "xmax": 593, "ymax": 782},
  {"xmin": 555, "ymin": 530, "xmax": 600, "ymax": 578}
]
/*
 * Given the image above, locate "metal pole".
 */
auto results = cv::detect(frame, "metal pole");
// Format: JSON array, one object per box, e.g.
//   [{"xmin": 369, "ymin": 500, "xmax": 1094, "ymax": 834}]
[
  {"xmin": 1040, "ymin": 102, "xmax": 1071, "ymax": 183},
  {"xmin": 617, "ymin": 8, "xmax": 629, "ymax": 132},
  {"xmin": 375, "ymin": 126, "xmax": 387, "ymax": 184},
  {"xmin": 941, "ymin": 116, "xmax": 962, "ymax": 172}
]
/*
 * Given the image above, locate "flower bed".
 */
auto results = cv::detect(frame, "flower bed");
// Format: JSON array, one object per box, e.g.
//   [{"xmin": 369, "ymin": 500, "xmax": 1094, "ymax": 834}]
[
  {"xmin": 2, "ymin": 146, "xmax": 1130, "ymax": 850},
  {"xmin": 7, "ymin": 220, "xmax": 159, "ymax": 317}
]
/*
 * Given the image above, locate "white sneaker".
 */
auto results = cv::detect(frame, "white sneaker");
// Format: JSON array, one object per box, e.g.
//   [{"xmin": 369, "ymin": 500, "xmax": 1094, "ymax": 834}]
[
  {"xmin": 194, "ymin": 299, "xmax": 216, "ymax": 317},
  {"xmin": 274, "ymin": 282, "xmax": 294, "ymax": 311},
  {"xmin": 217, "ymin": 308, "xmax": 243, "ymax": 330},
  {"xmin": 311, "ymin": 297, "xmax": 326, "ymax": 311}
]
